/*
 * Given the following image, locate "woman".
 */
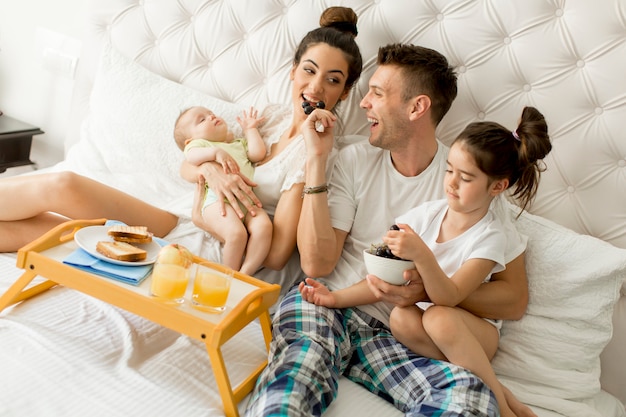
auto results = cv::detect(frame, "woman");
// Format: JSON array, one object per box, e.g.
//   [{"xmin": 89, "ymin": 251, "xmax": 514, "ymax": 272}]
[
  {"xmin": 182, "ymin": 6, "xmax": 362, "ymax": 272},
  {"xmin": 0, "ymin": 6, "xmax": 363, "ymax": 265}
]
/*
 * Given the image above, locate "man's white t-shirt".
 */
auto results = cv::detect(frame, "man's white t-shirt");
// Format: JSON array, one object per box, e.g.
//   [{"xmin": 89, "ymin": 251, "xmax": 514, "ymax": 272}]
[{"xmin": 325, "ymin": 140, "xmax": 526, "ymax": 327}]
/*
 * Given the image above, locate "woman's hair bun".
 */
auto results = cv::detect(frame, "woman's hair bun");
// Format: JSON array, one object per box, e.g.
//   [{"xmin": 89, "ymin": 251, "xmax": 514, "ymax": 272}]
[{"xmin": 320, "ymin": 6, "xmax": 358, "ymax": 37}]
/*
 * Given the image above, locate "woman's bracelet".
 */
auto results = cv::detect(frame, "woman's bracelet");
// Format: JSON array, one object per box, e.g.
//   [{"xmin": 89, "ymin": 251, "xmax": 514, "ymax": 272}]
[{"xmin": 301, "ymin": 184, "xmax": 328, "ymax": 198}]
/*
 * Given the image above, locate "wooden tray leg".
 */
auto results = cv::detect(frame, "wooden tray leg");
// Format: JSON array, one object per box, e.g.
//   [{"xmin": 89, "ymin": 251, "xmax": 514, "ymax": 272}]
[
  {"xmin": 205, "ymin": 310, "xmax": 274, "ymax": 417},
  {"xmin": 206, "ymin": 345, "xmax": 239, "ymax": 417},
  {"xmin": 0, "ymin": 269, "xmax": 56, "ymax": 313},
  {"xmin": 258, "ymin": 310, "xmax": 273, "ymax": 350}
]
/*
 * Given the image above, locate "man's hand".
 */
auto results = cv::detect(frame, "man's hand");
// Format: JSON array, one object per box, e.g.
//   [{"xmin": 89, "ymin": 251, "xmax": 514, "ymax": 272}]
[{"xmin": 365, "ymin": 269, "xmax": 428, "ymax": 307}]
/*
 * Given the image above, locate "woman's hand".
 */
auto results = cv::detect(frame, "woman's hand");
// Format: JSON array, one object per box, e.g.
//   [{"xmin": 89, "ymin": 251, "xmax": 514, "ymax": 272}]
[
  {"xmin": 301, "ymin": 108, "xmax": 336, "ymax": 160},
  {"xmin": 194, "ymin": 161, "xmax": 261, "ymax": 218},
  {"xmin": 365, "ymin": 269, "xmax": 428, "ymax": 307}
]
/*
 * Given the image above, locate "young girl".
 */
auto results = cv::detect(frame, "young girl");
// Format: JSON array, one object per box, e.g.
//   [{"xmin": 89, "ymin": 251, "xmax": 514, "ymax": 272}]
[{"xmin": 299, "ymin": 106, "xmax": 551, "ymax": 417}]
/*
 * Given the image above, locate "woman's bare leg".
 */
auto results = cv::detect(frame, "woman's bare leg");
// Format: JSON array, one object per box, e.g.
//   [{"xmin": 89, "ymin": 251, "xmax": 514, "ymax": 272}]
[
  {"xmin": 0, "ymin": 172, "xmax": 178, "ymax": 251},
  {"xmin": 0, "ymin": 213, "xmax": 69, "ymax": 252}
]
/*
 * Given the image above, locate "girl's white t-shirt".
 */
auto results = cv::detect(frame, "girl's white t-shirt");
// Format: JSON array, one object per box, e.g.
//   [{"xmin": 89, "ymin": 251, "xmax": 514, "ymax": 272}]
[{"xmin": 396, "ymin": 199, "xmax": 508, "ymax": 330}]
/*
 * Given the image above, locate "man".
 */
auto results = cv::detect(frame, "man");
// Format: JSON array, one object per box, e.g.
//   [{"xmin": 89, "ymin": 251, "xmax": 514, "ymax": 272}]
[{"xmin": 245, "ymin": 43, "xmax": 528, "ymax": 416}]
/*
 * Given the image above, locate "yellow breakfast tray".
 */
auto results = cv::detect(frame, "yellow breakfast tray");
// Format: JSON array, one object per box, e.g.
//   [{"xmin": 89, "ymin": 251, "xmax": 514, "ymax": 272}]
[{"xmin": 0, "ymin": 219, "xmax": 280, "ymax": 417}]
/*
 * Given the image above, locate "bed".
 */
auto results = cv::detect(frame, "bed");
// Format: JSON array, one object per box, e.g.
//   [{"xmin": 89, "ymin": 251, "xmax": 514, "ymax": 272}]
[{"xmin": 1, "ymin": 1, "xmax": 625, "ymax": 416}]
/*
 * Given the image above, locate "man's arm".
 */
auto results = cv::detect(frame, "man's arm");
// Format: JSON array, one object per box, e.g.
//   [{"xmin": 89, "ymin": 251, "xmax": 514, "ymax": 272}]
[{"xmin": 459, "ymin": 252, "xmax": 528, "ymax": 320}]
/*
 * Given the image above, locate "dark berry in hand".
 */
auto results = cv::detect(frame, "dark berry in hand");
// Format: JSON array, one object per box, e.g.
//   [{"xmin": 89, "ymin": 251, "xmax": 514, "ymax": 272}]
[{"xmin": 389, "ymin": 224, "xmax": 400, "ymax": 231}]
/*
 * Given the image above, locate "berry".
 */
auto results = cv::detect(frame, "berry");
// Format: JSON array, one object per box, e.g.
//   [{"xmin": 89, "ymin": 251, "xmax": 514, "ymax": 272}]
[{"xmin": 369, "ymin": 242, "xmax": 408, "ymax": 261}]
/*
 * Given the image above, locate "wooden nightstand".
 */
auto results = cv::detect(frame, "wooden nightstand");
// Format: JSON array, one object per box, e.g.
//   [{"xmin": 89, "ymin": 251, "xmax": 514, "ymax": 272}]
[{"xmin": 0, "ymin": 115, "xmax": 44, "ymax": 173}]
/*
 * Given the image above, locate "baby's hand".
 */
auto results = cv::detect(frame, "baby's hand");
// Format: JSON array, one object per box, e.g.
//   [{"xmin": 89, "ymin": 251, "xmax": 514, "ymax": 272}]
[
  {"xmin": 298, "ymin": 278, "xmax": 336, "ymax": 307},
  {"xmin": 237, "ymin": 106, "xmax": 266, "ymax": 131},
  {"xmin": 215, "ymin": 149, "xmax": 240, "ymax": 174}
]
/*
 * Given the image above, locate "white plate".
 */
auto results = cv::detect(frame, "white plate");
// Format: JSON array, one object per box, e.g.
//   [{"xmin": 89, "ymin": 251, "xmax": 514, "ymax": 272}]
[{"xmin": 74, "ymin": 225, "xmax": 160, "ymax": 266}]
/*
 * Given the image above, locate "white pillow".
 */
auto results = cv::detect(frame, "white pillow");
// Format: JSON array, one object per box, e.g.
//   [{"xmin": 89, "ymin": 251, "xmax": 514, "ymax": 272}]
[
  {"xmin": 493, "ymin": 205, "xmax": 626, "ymax": 417},
  {"xmin": 64, "ymin": 42, "xmax": 246, "ymax": 208}
]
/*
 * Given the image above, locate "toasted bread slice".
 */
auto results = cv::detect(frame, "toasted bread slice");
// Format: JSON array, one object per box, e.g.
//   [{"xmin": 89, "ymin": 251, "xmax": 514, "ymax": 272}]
[
  {"xmin": 107, "ymin": 225, "xmax": 153, "ymax": 244},
  {"xmin": 96, "ymin": 241, "xmax": 147, "ymax": 262}
]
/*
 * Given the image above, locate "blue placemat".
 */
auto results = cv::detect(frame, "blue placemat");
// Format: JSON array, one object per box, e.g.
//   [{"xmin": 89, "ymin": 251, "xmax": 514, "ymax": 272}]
[{"xmin": 63, "ymin": 248, "xmax": 153, "ymax": 285}]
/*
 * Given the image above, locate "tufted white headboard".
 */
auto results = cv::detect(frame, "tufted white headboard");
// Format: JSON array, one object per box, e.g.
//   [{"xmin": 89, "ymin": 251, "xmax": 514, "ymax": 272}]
[
  {"xmin": 65, "ymin": 0, "xmax": 626, "ymax": 412},
  {"xmin": 69, "ymin": 0, "xmax": 626, "ymax": 249}
]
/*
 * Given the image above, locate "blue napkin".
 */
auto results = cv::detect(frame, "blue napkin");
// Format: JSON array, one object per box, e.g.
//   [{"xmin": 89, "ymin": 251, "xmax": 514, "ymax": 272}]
[
  {"xmin": 62, "ymin": 220, "xmax": 168, "ymax": 286},
  {"xmin": 63, "ymin": 248, "xmax": 153, "ymax": 285}
]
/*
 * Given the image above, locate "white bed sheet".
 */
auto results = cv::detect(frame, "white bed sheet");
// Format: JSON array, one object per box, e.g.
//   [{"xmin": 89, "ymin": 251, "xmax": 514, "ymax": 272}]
[
  {"xmin": 0, "ymin": 251, "xmax": 403, "ymax": 416},
  {"xmin": 0, "ymin": 248, "xmax": 623, "ymax": 417},
  {"xmin": 0, "ymin": 253, "xmax": 262, "ymax": 416}
]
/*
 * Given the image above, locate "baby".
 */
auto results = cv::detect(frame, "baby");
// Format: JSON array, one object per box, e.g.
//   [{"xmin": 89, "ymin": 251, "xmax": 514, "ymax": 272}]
[{"xmin": 174, "ymin": 106, "xmax": 272, "ymax": 276}]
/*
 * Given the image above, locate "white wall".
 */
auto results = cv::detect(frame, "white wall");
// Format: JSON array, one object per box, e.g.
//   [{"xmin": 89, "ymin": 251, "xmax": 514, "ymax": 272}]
[{"xmin": 0, "ymin": 0, "xmax": 85, "ymax": 173}]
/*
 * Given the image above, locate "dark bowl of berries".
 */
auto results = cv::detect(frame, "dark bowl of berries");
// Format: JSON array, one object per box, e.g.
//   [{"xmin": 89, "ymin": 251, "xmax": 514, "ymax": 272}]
[{"xmin": 363, "ymin": 242, "xmax": 415, "ymax": 286}]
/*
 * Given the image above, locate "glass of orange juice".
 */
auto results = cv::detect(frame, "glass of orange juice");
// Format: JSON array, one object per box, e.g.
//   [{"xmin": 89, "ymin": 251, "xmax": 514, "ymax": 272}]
[
  {"xmin": 150, "ymin": 262, "xmax": 191, "ymax": 304},
  {"xmin": 191, "ymin": 263, "xmax": 233, "ymax": 313}
]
